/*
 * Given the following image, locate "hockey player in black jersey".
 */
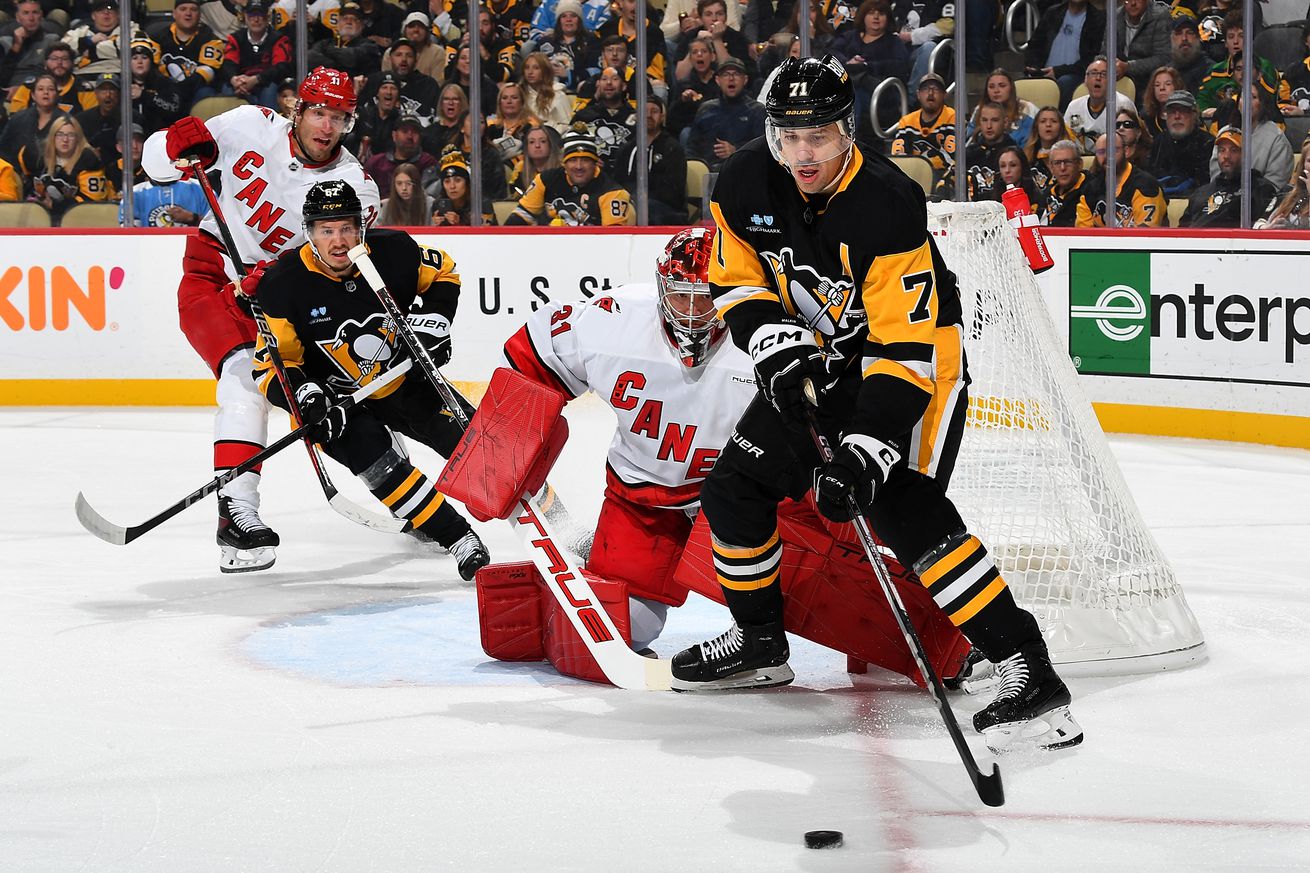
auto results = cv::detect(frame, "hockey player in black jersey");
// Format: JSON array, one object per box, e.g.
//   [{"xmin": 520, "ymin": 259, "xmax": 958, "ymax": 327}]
[
  {"xmin": 670, "ymin": 55, "xmax": 1082, "ymax": 752},
  {"xmin": 251, "ymin": 180, "xmax": 490, "ymax": 580}
]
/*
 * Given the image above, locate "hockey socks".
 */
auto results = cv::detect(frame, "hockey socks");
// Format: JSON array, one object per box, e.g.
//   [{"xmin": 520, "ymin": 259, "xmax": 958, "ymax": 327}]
[{"xmin": 371, "ymin": 463, "xmax": 466, "ymax": 545}]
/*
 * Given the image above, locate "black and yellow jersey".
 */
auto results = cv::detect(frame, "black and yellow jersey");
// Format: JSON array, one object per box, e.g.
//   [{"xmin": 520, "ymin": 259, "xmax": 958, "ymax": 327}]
[
  {"xmin": 150, "ymin": 22, "xmax": 225, "ymax": 90},
  {"xmin": 1040, "ymin": 171, "xmax": 1087, "ymax": 227},
  {"xmin": 22, "ymin": 150, "xmax": 113, "ymax": 204},
  {"xmin": 1075, "ymin": 162, "xmax": 1166, "ymax": 228},
  {"xmin": 709, "ymin": 139, "xmax": 963, "ymax": 445},
  {"xmin": 7, "ymin": 75, "xmax": 97, "ymax": 114},
  {"xmin": 506, "ymin": 166, "xmax": 634, "ymax": 226},
  {"xmin": 486, "ymin": 0, "xmax": 534, "ymax": 45},
  {"xmin": 253, "ymin": 228, "xmax": 461, "ymax": 403},
  {"xmin": 890, "ymin": 105, "xmax": 957, "ymax": 175}
]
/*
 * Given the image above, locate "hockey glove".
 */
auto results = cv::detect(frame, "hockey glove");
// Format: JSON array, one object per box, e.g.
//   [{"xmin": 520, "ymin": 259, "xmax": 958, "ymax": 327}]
[
  {"xmin": 295, "ymin": 380, "xmax": 348, "ymax": 444},
  {"xmin": 748, "ymin": 322, "xmax": 826, "ymax": 431},
  {"xmin": 233, "ymin": 260, "xmax": 274, "ymax": 316},
  {"xmin": 164, "ymin": 117, "xmax": 218, "ymax": 173},
  {"xmin": 813, "ymin": 434, "xmax": 902, "ymax": 522},
  {"xmin": 406, "ymin": 309, "xmax": 453, "ymax": 368}
]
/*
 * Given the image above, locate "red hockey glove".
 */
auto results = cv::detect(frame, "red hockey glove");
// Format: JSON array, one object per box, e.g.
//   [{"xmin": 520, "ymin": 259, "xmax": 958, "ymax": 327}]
[
  {"xmin": 165, "ymin": 117, "xmax": 218, "ymax": 173},
  {"xmin": 237, "ymin": 260, "xmax": 274, "ymax": 300}
]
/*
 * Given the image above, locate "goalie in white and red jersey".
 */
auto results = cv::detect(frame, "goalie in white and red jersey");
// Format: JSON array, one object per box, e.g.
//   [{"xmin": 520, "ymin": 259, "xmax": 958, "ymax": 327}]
[
  {"xmin": 479, "ymin": 227, "xmax": 972, "ymax": 686},
  {"xmin": 141, "ymin": 67, "xmax": 381, "ymax": 574}
]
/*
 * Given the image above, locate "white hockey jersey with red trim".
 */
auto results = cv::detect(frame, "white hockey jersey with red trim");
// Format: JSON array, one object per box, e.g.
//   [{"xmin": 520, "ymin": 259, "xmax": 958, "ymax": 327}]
[
  {"xmin": 142, "ymin": 105, "xmax": 380, "ymax": 279},
  {"xmin": 502, "ymin": 283, "xmax": 757, "ymax": 510}
]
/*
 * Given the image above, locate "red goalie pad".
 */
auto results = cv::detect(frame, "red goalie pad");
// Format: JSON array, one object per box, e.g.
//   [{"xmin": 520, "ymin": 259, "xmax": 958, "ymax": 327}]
[
  {"xmin": 437, "ymin": 367, "xmax": 570, "ymax": 521},
  {"xmin": 474, "ymin": 561, "xmax": 634, "ymax": 685},
  {"xmin": 673, "ymin": 499, "xmax": 971, "ymax": 687}
]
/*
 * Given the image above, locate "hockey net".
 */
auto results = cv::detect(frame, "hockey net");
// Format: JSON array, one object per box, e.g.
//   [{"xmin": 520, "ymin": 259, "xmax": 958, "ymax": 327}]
[{"xmin": 928, "ymin": 202, "xmax": 1204, "ymax": 674}]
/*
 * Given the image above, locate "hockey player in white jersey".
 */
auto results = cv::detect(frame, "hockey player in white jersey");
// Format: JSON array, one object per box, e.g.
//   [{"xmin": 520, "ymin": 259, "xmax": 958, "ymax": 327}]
[
  {"xmin": 141, "ymin": 66, "xmax": 381, "ymax": 573},
  {"xmin": 500, "ymin": 226, "xmax": 749, "ymax": 649}
]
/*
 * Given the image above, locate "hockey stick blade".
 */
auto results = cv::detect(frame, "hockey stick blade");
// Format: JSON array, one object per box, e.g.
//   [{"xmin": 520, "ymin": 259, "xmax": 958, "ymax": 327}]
[
  {"xmin": 327, "ymin": 490, "xmax": 410, "ymax": 533},
  {"xmin": 75, "ymin": 360, "xmax": 411, "ymax": 546}
]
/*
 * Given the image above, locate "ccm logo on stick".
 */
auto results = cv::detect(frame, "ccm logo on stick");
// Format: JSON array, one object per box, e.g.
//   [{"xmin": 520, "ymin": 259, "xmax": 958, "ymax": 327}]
[{"xmin": 515, "ymin": 499, "xmax": 614, "ymax": 644}]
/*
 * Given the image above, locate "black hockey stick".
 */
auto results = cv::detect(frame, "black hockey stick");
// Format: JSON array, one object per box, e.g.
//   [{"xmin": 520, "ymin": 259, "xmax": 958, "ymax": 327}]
[
  {"xmin": 186, "ymin": 158, "xmax": 405, "ymax": 534},
  {"xmin": 76, "ymin": 359, "xmax": 413, "ymax": 546},
  {"xmin": 802, "ymin": 380, "xmax": 1005, "ymax": 807}
]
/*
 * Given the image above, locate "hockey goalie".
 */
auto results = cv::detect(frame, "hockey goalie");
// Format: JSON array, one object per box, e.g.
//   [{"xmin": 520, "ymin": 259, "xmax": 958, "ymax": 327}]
[{"xmin": 467, "ymin": 228, "xmax": 972, "ymax": 686}]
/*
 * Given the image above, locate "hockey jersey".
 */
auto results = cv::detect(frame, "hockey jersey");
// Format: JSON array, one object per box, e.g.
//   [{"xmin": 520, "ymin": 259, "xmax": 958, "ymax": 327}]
[
  {"xmin": 142, "ymin": 104, "xmax": 380, "ymax": 278},
  {"xmin": 506, "ymin": 165, "xmax": 633, "ymax": 226},
  {"xmin": 1074, "ymin": 162, "xmax": 1166, "ymax": 228},
  {"xmin": 502, "ymin": 284, "xmax": 756, "ymax": 509},
  {"xmin": 150, "ymin": 22, "xmax": 226, "ymax": 93},
  {"xmin": 253, "ymin": 228, "xmax": 460, "ymax": 401},
  {"xmin": 890, "ymin": 104, "xmax": 957, "ymax": 174}
]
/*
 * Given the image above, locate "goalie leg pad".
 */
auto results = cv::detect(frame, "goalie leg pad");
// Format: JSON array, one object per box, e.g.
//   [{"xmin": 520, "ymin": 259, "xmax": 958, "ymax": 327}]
[
  {"xmin": 474, "ymin": 561, "xmax": 547, "ymax": 661},
  {"xmin": 543, "ymin": 569, "xmax": 632, "ymax": 685}
]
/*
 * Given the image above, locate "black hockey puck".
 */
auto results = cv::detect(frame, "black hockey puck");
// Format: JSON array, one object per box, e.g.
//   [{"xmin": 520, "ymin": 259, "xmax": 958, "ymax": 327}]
[{"xmin": 804, "ymin": 830, "xmax": 843, "ymax": 849}]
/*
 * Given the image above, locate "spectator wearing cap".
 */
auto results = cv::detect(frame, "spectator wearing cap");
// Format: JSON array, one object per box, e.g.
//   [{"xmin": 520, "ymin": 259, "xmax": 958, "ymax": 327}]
[
  {"xmin": 347, "ymin": 69, "xmax": 404, "ymax": 158},
  {"xmin": 428, "ymin": 146, "xmax": 496, "ymax": 226},
  {"xmin": 148, "ymin": 0, "xmax": 226, "ymax": 105},
  {"xmin": 1111, "ymin": 0, "xmax": 1172, "ymax": 99},
  {"xmin": 1180, "ymin": 125, "xmax": 1280, "ymax": 228},
  {"xmin": 0, "ymin": 0, "xmax": 62, "ymax": 89},
  {"xmin": 532, "ymin": 0, "xmax": 598, "ymax": 94},
  {"xmin": 364, "ymin": 110, "xmax": 437, "ymax": 197},
  {"xmin": 1022, "ymin": 0, "xmax": 1105, "ymax": 110},
  {"xmin": 506, "ymin": 126, "xmax": 634, "ymax": 226},
  {"xmin": 686, "ymin": 56, "xmax": 763, "ymax": 172},
  {"xmin": 107, "ymin": 121, "xmax": 148, "ymax": 195},
  {"xmin": 673, "ymin": 0, "xmax": 753, "ymax": 80},
  {"xmin": 1169, "ymin": 14, "xmax": 1211, "ymax": 95},
  {"xmin": 570, "ymin": 65, "xmax": 638, "ymax": 159},
  {"xmin": 1146, "ymin": 89, "xmax": 1213, "ymax": 197},
  {"xmin": 576, "ymin": 35, "xmax": 636, "ymax": 103},
  {"xmin": 308, "ymin": 2, "xmax": 382, "ymax": 79},
  {"xmin": 63, "ymin": 0, "xmax": 141, "ymax": 73},
  {"xmin": 128, "ymin": 36, "xmax": 185, "ymax": 133},
  {"xmin": 7, "ymin": 43, "xmax": 97, "ymax": 115},
  {"xmin": 386, "ymin": 12, "xmax": 448, "ymax": 81},
  {"xmin": 218, "ymin": 0, "xmax": 292, "ymax": 109},
  {"xmin": 611, "ymin": 93, "xmax": 688, "ymax": 225},
  {"xmin": 669, "ymin": 36, "xmax": 719, "ymax": 137},
  {"xmin": 74, "ymin": 72, "xmax": 122, "ymax": 159},
  {"xmin": 362, "ymin": 37, "xmax": 440, "ymax": 126},
  {"xmin": 1207, "ymin": 84, "xmax": 1294, "ymax": 186}
]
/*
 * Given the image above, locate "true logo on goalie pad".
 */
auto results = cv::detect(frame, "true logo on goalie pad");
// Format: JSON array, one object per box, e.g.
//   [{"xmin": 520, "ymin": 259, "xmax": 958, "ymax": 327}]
[{"xmin": 514, "ymin": 498, "xmax": 614, "ymax": 644}]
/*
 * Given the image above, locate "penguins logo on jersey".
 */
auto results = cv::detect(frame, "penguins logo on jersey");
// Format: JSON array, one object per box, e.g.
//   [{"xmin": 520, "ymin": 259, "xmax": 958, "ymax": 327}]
[
  {"xmin": 761, "ymin": 247, "xmax": 859, "ymax": 341},
  {"xmin": 548, "ymin": 195, "xmax": 590, "ymax": 225},
  {"xmin": 315, "ymin": 314, "xmax": 399, "ymax": 390}
]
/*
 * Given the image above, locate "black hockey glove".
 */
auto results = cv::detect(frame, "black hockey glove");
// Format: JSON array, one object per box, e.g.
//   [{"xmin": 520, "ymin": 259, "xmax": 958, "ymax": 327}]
[
  {"xmin": 748, "ymin": 322, "xmax": 826, "ymax": 431},
  {"xmin": 295, "ymin": 380, "xmax": 348, "ymax": 444},
  {"xmin": 405, "ymin": 308, "xmax": 452, "ymax": 368},
  {"xmin": 813, "ymin": 434, "xmax": 902, "ymax": 522}
]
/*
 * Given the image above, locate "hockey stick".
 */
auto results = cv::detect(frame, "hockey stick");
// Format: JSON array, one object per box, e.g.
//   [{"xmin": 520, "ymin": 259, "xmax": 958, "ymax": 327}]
[
  {"xmin": 76, "ymin": 359, "xmax": 413, "ymax": 547},
  {"xmin": 347, "ymin": 245, "xmax": 674, "ymax": 691},
  {"xmin": 186, "ymin": 158, "xmax": 405, "ymax": 534},
  {"xmin": 802, "ymin": 381, "xmax": 1005, "ymax": 807}
]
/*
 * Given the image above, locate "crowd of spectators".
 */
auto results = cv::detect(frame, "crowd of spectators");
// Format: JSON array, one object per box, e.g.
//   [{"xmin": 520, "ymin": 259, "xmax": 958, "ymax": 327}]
[{"xmin": 0, "ymin": 0, "xmax": 1306, "ymax": 229}]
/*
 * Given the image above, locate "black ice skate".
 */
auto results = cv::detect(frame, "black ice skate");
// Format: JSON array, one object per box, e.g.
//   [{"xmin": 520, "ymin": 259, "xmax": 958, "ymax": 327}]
[
  {"xmin": 972, "ymin": 642, "xmax": 1083, "ymax": 752},
  {"xmin": 447, "ymin": 530, "xmax": 490, "ymax": 581},
  {"xmin": 670, "ymin": 621, "xmax": 794, "ymax": 691},
  {"xmin": 217, "ymin": 495, "xmax": 279, "ymax": 573}
]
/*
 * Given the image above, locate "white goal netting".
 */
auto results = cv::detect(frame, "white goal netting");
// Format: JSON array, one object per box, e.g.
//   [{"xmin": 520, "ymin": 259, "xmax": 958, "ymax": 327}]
[{"xmin": 928, "ymin": 202, "xmax": 1205, "ymax": 674}]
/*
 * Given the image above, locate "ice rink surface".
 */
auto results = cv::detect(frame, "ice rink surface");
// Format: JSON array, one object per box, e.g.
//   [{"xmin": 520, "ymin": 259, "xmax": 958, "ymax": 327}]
[{"xmin": 4, "ymin": 400, "xmax": 1309, "ymax": 872}]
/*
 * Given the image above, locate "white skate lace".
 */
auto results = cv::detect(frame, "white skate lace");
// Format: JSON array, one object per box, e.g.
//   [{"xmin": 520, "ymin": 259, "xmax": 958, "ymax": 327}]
[
  {"xmin": 701, "ymin": 624, "xmax": 744, "ymax": 660},
  {"xmin": 448, "ymin": 531, "xmax": 484, "ymax": 562},
  {"xmin": 990, "ymin": 652, "xmax": 1030, "ymax": 703},
  {"xmin": 227, "ymin": 499, "xmax": 270, "ymax": 533}
]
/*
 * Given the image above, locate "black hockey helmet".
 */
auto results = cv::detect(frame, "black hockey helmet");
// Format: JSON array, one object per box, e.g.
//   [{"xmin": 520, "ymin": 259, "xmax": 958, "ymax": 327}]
[
  {"xmin": 763, "ymin": 55, "xmax": 855, "ymax": 130},
  {"xmin": 303, "ymin": 179, "xmax": 363, "ymax": 227}
]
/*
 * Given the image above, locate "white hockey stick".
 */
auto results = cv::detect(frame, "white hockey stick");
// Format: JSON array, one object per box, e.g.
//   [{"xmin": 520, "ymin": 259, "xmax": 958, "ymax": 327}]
[{"xmin": 347, "ymin": 244, "xmax": 674, "ymax": 691}]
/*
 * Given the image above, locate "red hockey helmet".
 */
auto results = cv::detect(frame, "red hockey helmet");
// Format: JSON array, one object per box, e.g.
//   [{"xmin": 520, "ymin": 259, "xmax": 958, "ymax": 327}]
[
  {"xmin": 655, "ymin": 226, "xmax": 725, "ymax": 368},
  {"xmin": 297, "ymin": 66, "xmax": 358, "ymax": 119}
]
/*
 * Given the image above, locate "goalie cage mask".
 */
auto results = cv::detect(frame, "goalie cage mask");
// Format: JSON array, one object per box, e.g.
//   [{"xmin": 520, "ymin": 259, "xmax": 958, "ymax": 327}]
[{"xmin": 655, "ymin": 226, "xmax": 725, "ymax": 369}]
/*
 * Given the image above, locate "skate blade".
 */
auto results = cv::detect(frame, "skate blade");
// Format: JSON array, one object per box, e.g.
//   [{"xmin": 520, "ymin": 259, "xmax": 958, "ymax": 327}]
[
  {"xmin": 219, "ymin": 545, "xmax": 277, "ymax": 574},
  {"xmin": 670, "ymin": 664, "xmax": 795, "ymax": 692},
  {"xmin": 982, "ymin": 705, "xmax": 1084, "ymax": 753}
]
